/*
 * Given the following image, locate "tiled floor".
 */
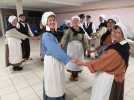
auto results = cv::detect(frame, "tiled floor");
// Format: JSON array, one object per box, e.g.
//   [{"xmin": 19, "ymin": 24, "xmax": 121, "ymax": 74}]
[{"xmin": 0, "ymin": 37, "xmax": 134, "ymax": 100}]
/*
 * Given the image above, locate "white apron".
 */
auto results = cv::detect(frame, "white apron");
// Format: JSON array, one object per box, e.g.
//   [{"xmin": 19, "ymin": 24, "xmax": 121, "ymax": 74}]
[
  {"xmin": 66, "ymin": 40, "xmax": 84, "ymax": 71},
  {"xmin": 44, "ymin": 55, "xmax": 65, "ymax": 97},
  {"xmin": 7, "ymin": 37, "xmax": 22, "ymax": 64},
  {"xmin": 91, "ymin": 72, "xmax": 114, "ymax": 100}
]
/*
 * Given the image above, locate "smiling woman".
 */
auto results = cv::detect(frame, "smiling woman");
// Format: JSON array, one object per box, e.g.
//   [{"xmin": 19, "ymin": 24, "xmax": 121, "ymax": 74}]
[
  {"xmin": 41, "ymin": 11, "xmax": 71, "ymax": 100},
  {"xmin": 72, "ymin": 25, "xmax": 130, "ymax": 100}
]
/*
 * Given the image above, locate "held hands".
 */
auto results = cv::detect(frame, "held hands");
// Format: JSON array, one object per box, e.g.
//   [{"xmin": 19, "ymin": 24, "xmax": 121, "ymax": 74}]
[
  {"xmin": 60, "ymin": 43, "xmax": 64, "ymax": 48},
  {"xmin": 32, "ymin": 36, "xmax": 39, "ymax": 40},
  {"xmin": 71, "ymin": 59, "xmax": 84, "ymax": 66}
]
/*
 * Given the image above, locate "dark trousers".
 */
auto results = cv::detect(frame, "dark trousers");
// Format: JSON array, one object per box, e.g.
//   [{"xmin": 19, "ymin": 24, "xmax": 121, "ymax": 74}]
[
  {"xmin": 71, "ymin": 71, "xmax": 78, "ymax": 78},
  {"xmin": 21, "ymin": 39, "xmax": 30, "ymax": 59},
  {"xmin": 5, "ymin": 44, "xmax": 9, "ymax": 67},
  {"xmin": 44, "ymin": 95, "xmax": 65, "ymax": 100}
]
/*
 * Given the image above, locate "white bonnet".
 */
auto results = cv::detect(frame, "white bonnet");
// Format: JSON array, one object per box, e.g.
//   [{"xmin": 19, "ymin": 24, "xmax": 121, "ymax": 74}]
[
  {"xmin": 99, "ymin": 14, "xmax": 106, "ymax": 19},
  {"xmin": 8, "ymin": 15, "xmax": 17, "ymax": 24},
  {"xmin": 41, "ymin": 11, "xmax": 55, "ymax": 26},
  {"xmin": 71, "ymin": 15, "xmax": 80, "ymax": 21}
]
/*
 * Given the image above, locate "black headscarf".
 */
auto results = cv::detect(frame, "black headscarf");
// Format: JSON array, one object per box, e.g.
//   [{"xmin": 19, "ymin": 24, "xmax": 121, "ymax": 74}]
[
  {"xmin": 42, "ymin": 27, "xmax": 63, "ymax": 42},
  {"xmin": 70, "ymin": 27, "xmax": 84, "ymax": 36}
]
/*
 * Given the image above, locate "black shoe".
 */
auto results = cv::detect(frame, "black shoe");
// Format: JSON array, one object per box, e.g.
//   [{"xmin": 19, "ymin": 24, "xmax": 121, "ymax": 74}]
[
  {"xmin": 13, "ymin": 66, "xmax": 23, "ymax": 71},
  {"xmin": 63, "ymin": 94, "xmax": 66, "ymax": 99},
  {"xmin": 7, "ymin": 63, "xmax": 11, "ymax": 67},
  {"xmin": 41, "ymin": 58, "xmax": 44, "ymax": 61},
  {"xmin": 25, "ymin": 58, "xmax": 32, "ymax": 61}
]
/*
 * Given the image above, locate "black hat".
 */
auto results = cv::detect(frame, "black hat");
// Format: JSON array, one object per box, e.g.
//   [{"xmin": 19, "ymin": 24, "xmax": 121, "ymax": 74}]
[
  {"xmin": 86, "ymin": 15, "xmax": 91, "ymax": 18},
  {"xmin": 19, "ymin": 14, "xmax": 25, "ymax": 17},
  {"xmin": 107, "ymin": 19, "xmax": 116, "ymax": 24},
  {"xmin": 78, "ymin": 14, "xmax": 85, "ymax": 19}
]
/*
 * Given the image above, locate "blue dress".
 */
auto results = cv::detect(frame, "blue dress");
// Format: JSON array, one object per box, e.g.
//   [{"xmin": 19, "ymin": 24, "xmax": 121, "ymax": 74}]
[{"xmin": 42, "ymin": 31, "xmax": 70, "ymax": 100}]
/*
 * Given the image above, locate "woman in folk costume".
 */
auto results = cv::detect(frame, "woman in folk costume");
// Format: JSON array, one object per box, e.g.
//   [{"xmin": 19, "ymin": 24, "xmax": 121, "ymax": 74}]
[
  {"xmin": 61, "ymin": 15, "xmax": 89, "ymax": 81},
  {"xmin": 5, "ymin": 15, "xmax": 29, "ymax": 71},
  {"xmin": 95, "ymin": 19, "xmax": 116, "ymax": 56},
  {"xmin": 99, "ymin": 18, "xmax": 116, "ymax": 48},
  {"xmin": 113, "ymin": 15, "xmax": 129, "ymax": 39},
  {"xmin": 41, "ymin": 11, "xmax": 71, "ymax": 100},
  {"xmin": 73, "ymin": 25, "xmax": 130, "ymax": 100},
  {"xmin": 88, "ymin": 19, "xmax": 116, "ymax": 60}
]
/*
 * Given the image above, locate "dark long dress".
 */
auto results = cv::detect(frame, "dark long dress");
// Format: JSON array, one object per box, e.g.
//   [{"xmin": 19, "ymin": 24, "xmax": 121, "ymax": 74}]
[
  {"xmin": 86, "ymin": 41, "xmax": 130, "ymax": 100},
  {"xmin": 109, "ymin": 80, "xmax": 124, "ymax": 100}
]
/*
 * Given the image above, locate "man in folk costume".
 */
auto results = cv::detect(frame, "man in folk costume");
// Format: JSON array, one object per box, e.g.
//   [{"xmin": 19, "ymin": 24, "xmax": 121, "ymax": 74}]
[
  {"xmin": 81, "ymin": 15, "xmax": 96, "ymax": 58},
  {"xmin": 5, "ymin": 15, "xmax": 29, "ymax": 71},
  {"xmin": 78, "ymin": 14, "xmax": 85, "ymax": 25},
  {"xmin": 61, "ymin": 15, "xmax": 89, "ymax": 81},
  {"xmin": 83, "ymin": 15, "xmax": 96, "ymax": 37},
  {"xmin": 17, "ymin": 14, "xmax": 34, "ymax": 60},
  {"xmin": 98, "ymin": 14, "xmax": 107, "ymax": 30},
  {"xmin": 41, "ymin": 11, "xmax": 71, "ymax": 100},
  {"xmin": 73, "ymin": 25, "xmax": 130, "ymax": 100}
]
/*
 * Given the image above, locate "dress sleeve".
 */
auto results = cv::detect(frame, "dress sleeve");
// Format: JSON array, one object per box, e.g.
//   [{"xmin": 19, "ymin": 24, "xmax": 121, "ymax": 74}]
[
  {"xmin": 61, "ymin": 29, "xmax": 70, "ymax": 46},
  {"xmin": 42, "ymin": 33, "xmax": 70, "ymax": 65},
  {"xmin": 86, "ymin": 49, "xmax": 126, "ymax": 74},
  {"xmin": 6, "ymin": 29, "xmax": 28, "ymax": 40},
  {"xmin": 27, "ymin": 24, "xmax": 34, "ymax": 37}
]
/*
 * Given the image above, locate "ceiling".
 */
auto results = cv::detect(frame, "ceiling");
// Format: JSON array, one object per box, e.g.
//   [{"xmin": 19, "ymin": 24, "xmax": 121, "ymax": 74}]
[{"xmin": 0, "ymin": 0, "xmax": 105, "ymax": 10}]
